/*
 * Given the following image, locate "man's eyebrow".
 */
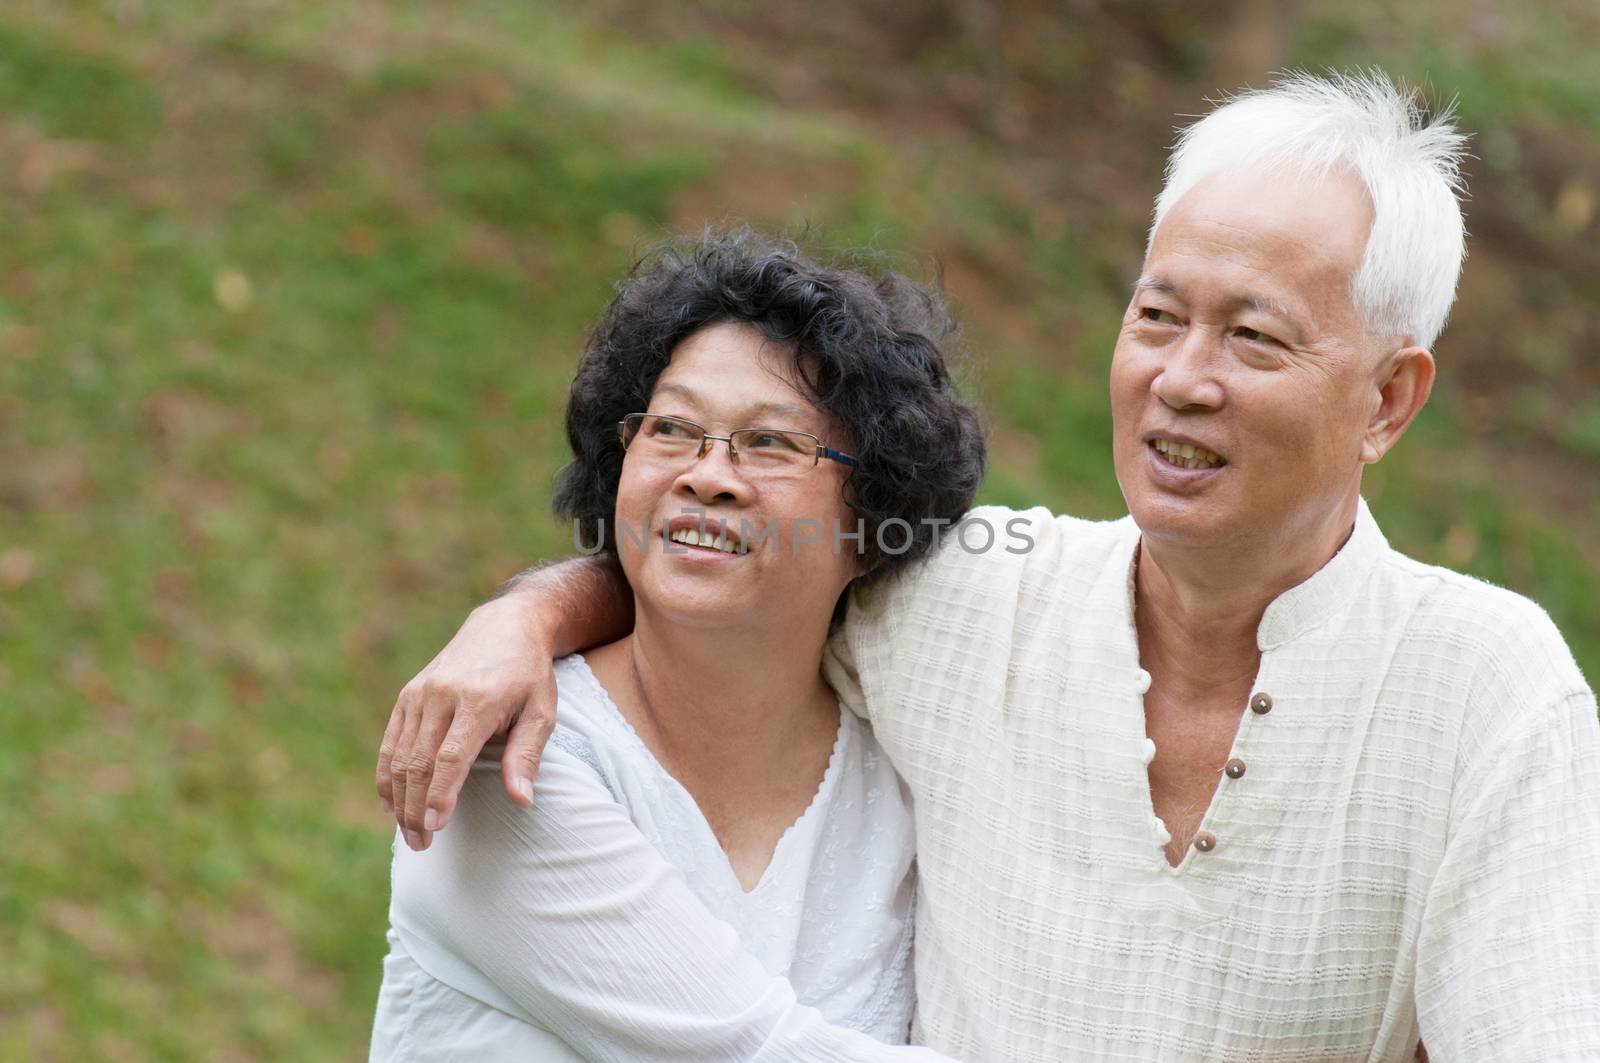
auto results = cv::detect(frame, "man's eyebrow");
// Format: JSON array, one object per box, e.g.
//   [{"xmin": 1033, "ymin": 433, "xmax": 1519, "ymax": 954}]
[
  {"xmin": 1237, "ymin": 293, "xmax": 1301, "ymax": 323},
  {"xmin": 1133, "ymin": 276, "xmax": 1301, "ymax": 324},
  {"xmin": 1133, "ymin": 276, "xmax": 1181, "ymax": 299}
]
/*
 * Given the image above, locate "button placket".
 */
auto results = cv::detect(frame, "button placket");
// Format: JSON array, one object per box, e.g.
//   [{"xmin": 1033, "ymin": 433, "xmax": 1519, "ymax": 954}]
[
  {"xmin": 1192, "ymin": 690, "xmax": 1272, "ymax": 859},
  {"xmin": 1133, "ymin": 668, "xmax": 1170, "ymax": 856},
  {"xmin": 1197, "ymin": 688, "xmax": 1274, "ymax": 857}
]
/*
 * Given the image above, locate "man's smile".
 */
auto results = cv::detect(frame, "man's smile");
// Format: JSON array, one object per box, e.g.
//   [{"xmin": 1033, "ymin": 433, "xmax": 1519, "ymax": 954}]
[{"xmin": 1150, "ymin": 436, "xmax": 1226, "ymax": 470}]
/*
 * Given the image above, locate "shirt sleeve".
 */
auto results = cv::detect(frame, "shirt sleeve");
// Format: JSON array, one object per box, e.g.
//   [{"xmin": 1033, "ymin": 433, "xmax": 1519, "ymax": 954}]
[
  {"xmin": 824, "ymin": 504, "xmax": 1055, "ymax": 725},
  {"xmin": 386, "ymin": 747, "xmax": 961, "ymax": 1063},
  {"xmin": 1414, "ymin": 686, "xmax": 1600, "ymax": 1060}
]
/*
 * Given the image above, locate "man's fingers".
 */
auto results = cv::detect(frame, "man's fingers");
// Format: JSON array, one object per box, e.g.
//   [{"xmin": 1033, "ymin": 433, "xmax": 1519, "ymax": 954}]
[
  {"xmin": 376, "ymin": 698, "xmax": 407, "ymax": 813},
  {"xmin": 423, "ymin": 707, "xmax": 504, "ymax": 834},
  {"xmin": 501, "ymin": 671, "xmax": 559, "ymax": 807},
  {"xmin": 390, "ymin": 690, "xmax": 428, "ymax": 845},
  {"xmin": 400, "ymin": 695, "xmax": 456, "ymax": 841}
]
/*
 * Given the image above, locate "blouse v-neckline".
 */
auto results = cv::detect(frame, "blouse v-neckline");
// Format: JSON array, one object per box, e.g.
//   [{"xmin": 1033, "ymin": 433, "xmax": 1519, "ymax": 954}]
[{"xmin": 567, "ymin": 653, "xmax": 849, "ymax": 897}]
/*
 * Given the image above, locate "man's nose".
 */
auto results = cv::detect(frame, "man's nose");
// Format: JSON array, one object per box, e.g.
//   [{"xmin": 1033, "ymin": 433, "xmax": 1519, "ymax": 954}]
[
  {"xmin": 1150, "ymin": 327, "xmax": 1225, "ymax": 410},
  {"xmin": 672, "ymin": 436, "xmax": 751, "ymax": 504}
]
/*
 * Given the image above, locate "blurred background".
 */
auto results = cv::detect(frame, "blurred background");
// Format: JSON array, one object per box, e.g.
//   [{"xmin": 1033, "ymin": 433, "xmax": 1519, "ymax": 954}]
[{"xmin": 2, "ymin": 0, "xmax": 1596, "ymax": 1058}]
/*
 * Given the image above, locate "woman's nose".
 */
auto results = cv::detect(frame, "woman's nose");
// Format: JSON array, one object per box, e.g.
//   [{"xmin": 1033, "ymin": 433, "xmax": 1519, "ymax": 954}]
[{"xmin": 673, "ymin": 437, "xmax": 750, "ymax": 504}]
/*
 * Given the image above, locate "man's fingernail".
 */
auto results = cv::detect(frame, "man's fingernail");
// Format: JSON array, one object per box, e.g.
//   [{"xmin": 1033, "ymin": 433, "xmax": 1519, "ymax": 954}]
[
  {"xmin": 380, "ymin": 796, "xmax": 393, "ymax": 813},
  {"xmin": 424, "ymin": 809, "xmax": 439, "ymax": 831},
  {"xmin": 518, "ymin": 778, "xmax": 534, "ymax": 802},
  {"xmin": 404, "ymin": 829, "xmax": 420, "ymax": 849}
]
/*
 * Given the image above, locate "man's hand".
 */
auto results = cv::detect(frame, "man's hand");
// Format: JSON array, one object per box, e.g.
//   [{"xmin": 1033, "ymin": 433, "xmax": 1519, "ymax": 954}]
[
  {"xmin": 375, "ymin": 555, "xmax": 633, "ymax": 851},
  {"xmin": 377, "ymin": 593, "xmax": 558, "ymax": 850}
]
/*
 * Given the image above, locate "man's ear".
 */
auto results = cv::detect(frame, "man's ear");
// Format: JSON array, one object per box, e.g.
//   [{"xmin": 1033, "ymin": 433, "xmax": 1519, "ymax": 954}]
[{"xmin": 1361, "ymin": 346, "xmax": 1435, "ymax": 464}]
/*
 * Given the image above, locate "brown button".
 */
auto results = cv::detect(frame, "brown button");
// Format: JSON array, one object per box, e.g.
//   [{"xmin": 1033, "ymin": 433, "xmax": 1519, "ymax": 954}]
[
  {"xmin": 1194, "ymin": 831, "xmax": 1217, "ymax": 853},
  {"xmin": 1250, "ymin": 692, "xmax": 1273, "ymax": 715},
  {"xmin": 1224, "ymin": 758, "xmax": 1246, "ymax": 779}
]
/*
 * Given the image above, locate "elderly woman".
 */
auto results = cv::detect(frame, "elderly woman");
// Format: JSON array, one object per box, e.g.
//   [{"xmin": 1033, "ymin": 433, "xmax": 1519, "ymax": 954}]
[{"xmin": 369, "ymin": 232, "xmax": 983, "ymax": 1061}]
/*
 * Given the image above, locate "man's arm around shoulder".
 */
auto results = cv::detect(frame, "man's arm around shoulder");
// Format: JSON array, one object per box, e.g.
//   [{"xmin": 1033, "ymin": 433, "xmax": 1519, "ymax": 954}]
[{"xmin": 375, "ymin": 555, "xmax": 632, "ymax": 850}]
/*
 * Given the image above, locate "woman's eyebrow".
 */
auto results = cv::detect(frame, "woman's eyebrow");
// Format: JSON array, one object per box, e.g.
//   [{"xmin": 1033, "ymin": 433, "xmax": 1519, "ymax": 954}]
[
  {"xmin": 742, "ymin": 401, "xmax": 818, "ymax": 425},
  {"xmin": 650, "ymin": 381, "xmax": 702, "ymax": 408},
  {"xmin": 652, "ymin": 382, "xmax": 816, "ymax": 426}
]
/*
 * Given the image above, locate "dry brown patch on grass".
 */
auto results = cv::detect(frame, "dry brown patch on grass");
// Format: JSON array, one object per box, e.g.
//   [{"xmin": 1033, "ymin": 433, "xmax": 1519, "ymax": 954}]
[
  {"xmin": 669, "ymin": 150, "xmax": 862, "ymax": 233},
  {"xmin": 0, "ymin": 449, "xmax": 93, "ymax": 516},
  {"xmin": 44, "ymin": 900, "xmax": 133, "ymax": 964},
  {"xmin": 192, "ymin": 898, "xmax": 346, "ymax": 1017}
]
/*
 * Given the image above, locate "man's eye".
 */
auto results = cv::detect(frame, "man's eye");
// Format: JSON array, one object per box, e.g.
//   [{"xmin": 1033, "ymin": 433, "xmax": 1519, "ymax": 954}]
[
  {"xmin": 1141, "ymin": 307, "xmax": 1177, "ymax": 324},
  {"xmin": 1235, "ymin": 327, "xmax": 1279, "ymax": 345}
]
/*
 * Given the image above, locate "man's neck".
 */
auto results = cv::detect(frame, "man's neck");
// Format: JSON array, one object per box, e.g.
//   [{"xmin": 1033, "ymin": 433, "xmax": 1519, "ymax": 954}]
[{"xmin": 1135, "ymin": 496, "xmax": 1360, "ymax": 697}]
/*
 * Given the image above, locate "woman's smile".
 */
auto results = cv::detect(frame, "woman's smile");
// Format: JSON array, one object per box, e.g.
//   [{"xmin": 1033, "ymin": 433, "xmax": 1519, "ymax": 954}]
[{"xmin": 663, "ymin": 514, "xmax": 750, "ymax": 555}]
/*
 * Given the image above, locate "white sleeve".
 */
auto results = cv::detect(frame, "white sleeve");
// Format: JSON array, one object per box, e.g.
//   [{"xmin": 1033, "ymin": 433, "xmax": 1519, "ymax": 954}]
[
  {"xmin": 387, "ymin": 748, "xmax": 961, "ymax": 1063},
  {"xmin": 824, "ymin": 505, "xmax": 1052, "ymax": 716},
  {"xmin": 1414, "ymin": 687, "xmax": 1600, "ymax": 1059}
]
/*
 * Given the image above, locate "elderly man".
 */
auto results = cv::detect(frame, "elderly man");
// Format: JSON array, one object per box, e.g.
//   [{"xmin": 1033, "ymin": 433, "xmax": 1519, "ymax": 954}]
[{"xmin": 377, "ymin": 71, "xmax": 1600, "ymax": 1059}]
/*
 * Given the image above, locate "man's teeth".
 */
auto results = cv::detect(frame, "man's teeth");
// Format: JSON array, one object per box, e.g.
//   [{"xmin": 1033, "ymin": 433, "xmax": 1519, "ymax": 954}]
[
  {"xmin": 1152, "ymin": 438, "xmax": 1225, "ymax": 470},
  {"xmin": 668, "ymin": 527, "xmax": 747, "ymax": 554}
]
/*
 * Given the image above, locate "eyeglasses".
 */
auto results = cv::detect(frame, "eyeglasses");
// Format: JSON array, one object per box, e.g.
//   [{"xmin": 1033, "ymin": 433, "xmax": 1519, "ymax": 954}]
[{"xmin": 617, "ymin": 412, "xmax": 858, "ymax": 476}]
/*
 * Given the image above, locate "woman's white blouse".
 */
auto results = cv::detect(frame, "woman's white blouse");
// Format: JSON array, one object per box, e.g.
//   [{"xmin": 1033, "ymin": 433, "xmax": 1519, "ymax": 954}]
[{"xmin": 371, "ymin": 655, "xmax": 949, "ymax": 1063}]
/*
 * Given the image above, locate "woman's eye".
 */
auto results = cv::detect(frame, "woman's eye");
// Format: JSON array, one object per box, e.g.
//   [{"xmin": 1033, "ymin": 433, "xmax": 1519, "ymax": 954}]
[
  {"xmin": 653, "ymin": 421, "xmax": 688, "ymax": 437},
  {"xmin": 748, "ymin": 432, "xmax": 801, "ymax": 451}
]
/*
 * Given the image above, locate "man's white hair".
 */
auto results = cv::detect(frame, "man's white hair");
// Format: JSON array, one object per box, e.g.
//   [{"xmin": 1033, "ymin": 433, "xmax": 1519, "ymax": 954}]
[{"xmin": 1149, "ymin": 69, "xmax": 1470, "ymax": 350}]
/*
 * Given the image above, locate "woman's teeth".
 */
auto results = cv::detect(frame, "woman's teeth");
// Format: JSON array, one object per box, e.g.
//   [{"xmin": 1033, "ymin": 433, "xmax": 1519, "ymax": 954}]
[
  {"xmin": 667, "ymin": 527, "xmax": 747, "ymax": 554},
  {"xmin": 1152, "ymin": 438, "xmax": 1225, "ymax": 470}
]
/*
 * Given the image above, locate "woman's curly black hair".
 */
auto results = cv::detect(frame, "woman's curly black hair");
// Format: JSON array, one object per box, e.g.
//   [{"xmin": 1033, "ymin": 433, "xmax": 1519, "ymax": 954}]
[{"xmin": 552, "ymin": 227, "xmax": 986, "ymax": 583}]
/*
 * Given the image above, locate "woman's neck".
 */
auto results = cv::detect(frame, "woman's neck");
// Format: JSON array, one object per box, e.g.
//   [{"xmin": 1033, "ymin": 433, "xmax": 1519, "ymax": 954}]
[{"xmin": 587, "ymin": 606, "xmax": 839, "ymax": 791}]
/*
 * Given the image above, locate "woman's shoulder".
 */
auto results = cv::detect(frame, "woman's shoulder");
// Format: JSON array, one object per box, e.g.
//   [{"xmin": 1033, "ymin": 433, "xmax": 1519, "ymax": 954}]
[
  {"xmin": 826, "ymin": 711, "xmax": 916, "ymax": 835},
  {"xmin": 468, "ymin": 655, "xmax": 632, "ymax": 792},
  {"xmin": 548, "ymin": 653, "xmax": 634, "ymax": 741}
]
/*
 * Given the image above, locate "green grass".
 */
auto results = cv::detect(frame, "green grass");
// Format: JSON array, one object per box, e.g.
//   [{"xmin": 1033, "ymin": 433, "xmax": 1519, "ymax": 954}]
[
  {"xmin": 2, "ymin": 2, "xmax": 1596, "ymax": 1058},
  {"xmin": 0, "ymin": 21, "xmax": 160, "ymax": 142}
]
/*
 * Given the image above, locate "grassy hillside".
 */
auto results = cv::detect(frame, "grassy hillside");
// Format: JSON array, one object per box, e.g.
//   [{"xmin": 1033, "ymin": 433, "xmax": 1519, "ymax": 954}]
[{"xmin": 2, "ymin": 1, "xmax": 1595, "ymax": 1058}]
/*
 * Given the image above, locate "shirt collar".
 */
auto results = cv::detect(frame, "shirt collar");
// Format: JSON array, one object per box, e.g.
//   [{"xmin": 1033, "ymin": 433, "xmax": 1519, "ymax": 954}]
[
  {"xmin": 1255, "ymin": 496, "xmax": 1388, "ymax": 651},
  {"xmin": 1114, "ymin": 498, "xmax": 1389, "ymax": 654}
]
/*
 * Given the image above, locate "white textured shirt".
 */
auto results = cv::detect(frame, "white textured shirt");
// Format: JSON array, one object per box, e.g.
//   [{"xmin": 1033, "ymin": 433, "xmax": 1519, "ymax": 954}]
[
  {"xmin": 372, "ymin": 655, "xmax": 952, "ymax": 1062},
  {"xmin": 823, "ymin": 499, "xmax": 1600, "ymax": 1062}
]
